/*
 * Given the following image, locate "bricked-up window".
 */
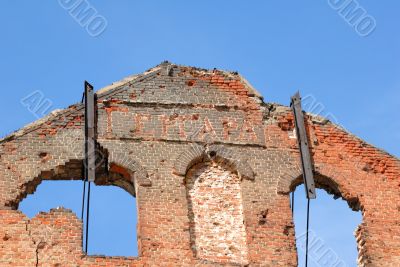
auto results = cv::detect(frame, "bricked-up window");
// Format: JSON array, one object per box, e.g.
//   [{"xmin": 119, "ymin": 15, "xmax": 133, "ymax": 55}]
[
  {"xmin": 292, "ymin": 185, "xmax": 362, "ymax": 266},
  {"xmin": 19, "ymin": 181, "xmax": 138, "ymax": 257},
  {"xmin": 186, "ymin": 162, "xmax": 248, "ymax": 265}
]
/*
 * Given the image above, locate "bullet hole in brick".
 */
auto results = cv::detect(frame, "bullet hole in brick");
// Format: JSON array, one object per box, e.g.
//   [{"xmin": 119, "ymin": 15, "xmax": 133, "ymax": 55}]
[
  {"xmin": 259, "ymin": 219, "xmax": 267, "ymax": 226},
  {"xmin": 209, "ymin": 151, "xmax": 217, "ymax": 158},
  {"xmin": 39, "ymin": 152, "xmax": 50, "ymax": 163},
  {"xmin": 258, "ymin": 210, "xmax": 268, "ymax": 225},
  {"xmin": 283, "ymin": 225, "xmax": 293, "ymax": 236},
  {"xmin": 39, "ymin": 152, "xmax": 48, "ymax": 158},
  {"xmin": 362, "ymin": 163, "xmax": 373, "ymax": 172},
  {"xmin": 3, "ymin": 234, "xmax": 11, "ymax": 241},
  {"xmin": 37, "ymin": 241, "xmax": 46, "ymax": 249},
  {"xmin": 229, "ymin": 246, "xmax": 238, "ymax": 253}
]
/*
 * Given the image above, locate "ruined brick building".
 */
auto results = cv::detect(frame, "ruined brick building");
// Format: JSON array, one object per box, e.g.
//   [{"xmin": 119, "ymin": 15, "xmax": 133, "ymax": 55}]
[{"xmin": 0, "ymin": 62, "xmax": 399, "ymax": 266}]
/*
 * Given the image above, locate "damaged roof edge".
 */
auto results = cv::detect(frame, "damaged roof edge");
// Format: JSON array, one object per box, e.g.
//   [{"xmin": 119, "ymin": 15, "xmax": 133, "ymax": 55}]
[
  {"xmin": 0, "ymin": 65, "xmax": 163, "ymax": 144},
  {"xmin": 163, "ymin": 61, "xmax": 264, "ymax": 100},
  {"xmin": 96, "ymin": 65, "xmax": 162, "ymax": 97},
  {"xmin": 265, "ymin": 102, "xmax": 400, "ymax": 161},
  {"xmin": 238, "ymin": 76, "xmax": 263, "ymax": 100},
  {"xmin": 1, "ymin": 61, "xmax": 266, "ymax": 144},
  {"xmin": 0, "ymin": 108, "xmax": 73, "ymax": 143}
]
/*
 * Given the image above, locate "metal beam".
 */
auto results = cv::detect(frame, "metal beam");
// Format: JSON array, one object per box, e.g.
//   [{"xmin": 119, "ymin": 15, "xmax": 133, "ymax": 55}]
[
  {"xmin": 291, "ymin": 92, "xmax": 316, "ymax": 199},
  {"xmin": 84, "ymin": 81, "xmax": 96, "ymax": 182}
]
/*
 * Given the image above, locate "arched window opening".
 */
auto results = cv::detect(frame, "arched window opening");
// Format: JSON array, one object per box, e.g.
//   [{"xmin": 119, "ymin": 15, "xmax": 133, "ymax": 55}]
[
  {"xmin": 186, "ymin": 161, "xmax": 248, "ymax": 265},
  {"xmin": 19, "ymin": 180, "xmax": 138, "ymax": 257},
  {"xmin": 291, "ymin": 184, "xmax": 362, "ymax": 267}
]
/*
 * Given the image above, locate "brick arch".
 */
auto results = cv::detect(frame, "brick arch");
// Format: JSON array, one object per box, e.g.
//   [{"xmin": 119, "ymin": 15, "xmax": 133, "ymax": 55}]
[
  {"xmin": 313, "ymin": 163, "xmax": 363, "ymax": 210},
  {"xmin": 3, "ymin": 145, "xmax": 152, "ymax": 209},
  {"xmin": 2, "ymin": 131, "xmax": 90, "ymax": 209},
  {"xmin": 273, "ymin": 109, "xmax": 400, "ymax": 265},
  {"xmin": 173, "ymin": 144, "xmax": 255, "ymax": 180},
  {"xmin": 276, "ymin": 162, "xmax": 368, "ymax": 264},
  {"xmin": 6, "ymin": 159, "xmax": 85, "ymax": 209},
  {"xmin": 284, "ymin": 166, "xmax": 361, "ymax": 208},
  {"xmin": 275, "ymin": 159, "xmax": 400, "ymax": 266},
  {"xmin": 276, "ymin": 161, "xmax": 303, "ymax": 195},
  {"xmin": 276, "ymin": 160, "xmax": 363, "ymax": 210},
  {"xmin": 107, "ymin": 151, "xmax": 152, "ymax": 188}
]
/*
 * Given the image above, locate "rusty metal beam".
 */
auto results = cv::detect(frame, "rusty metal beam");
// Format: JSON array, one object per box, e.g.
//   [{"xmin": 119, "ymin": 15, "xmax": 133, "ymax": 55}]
[
  {"xmin": 84, "ymin": 81, "xmax": 96, "ymax": 183},
  {"xmin": 291, "ymin": 92, "xmax": 316, "ymax": 199}
]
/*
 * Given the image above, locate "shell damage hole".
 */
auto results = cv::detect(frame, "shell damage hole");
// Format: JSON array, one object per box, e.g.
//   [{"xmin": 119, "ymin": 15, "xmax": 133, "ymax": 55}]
[
  {"xmin": 39, "ymin": 152, "xmax": 50, "ymax": 163},
  {"xmin": 39, "ymin": 152, "xmax": 48, "ymax": 158},
  {"xmin": 209, "ymin": 151, "xmax": 217, "ymax": 158},
  {"xmin": 258, "ymin": 210, "xmax": 268, "ymax": 225}
]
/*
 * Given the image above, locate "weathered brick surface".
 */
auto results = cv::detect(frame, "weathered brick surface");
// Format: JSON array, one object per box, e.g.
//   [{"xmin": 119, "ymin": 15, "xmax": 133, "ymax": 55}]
[
  {"xmin": 186, "ymin": 162, "xmax": 248, "ymax": 265},
  {"xmin": 0, "ymin": 62, "xmax": 399, "ymax": 266}
]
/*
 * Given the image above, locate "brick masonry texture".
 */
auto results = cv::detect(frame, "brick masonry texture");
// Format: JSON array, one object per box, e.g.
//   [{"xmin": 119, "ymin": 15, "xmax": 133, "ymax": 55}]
[
  {"xmin": 0, "ymin": 61, "xmax": 399, "ymax": 266},
  {"xmin": 186, "ymin": 162, "xmax": 248, "ymax": 265}
]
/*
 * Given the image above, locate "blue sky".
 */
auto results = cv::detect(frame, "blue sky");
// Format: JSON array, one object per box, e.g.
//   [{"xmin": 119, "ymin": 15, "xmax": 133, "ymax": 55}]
[{"xmin": 1, "ymin": 1, "xmax": 399, "ymax": 266}]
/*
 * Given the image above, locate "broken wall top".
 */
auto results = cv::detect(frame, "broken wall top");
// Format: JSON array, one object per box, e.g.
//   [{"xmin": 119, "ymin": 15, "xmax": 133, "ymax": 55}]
[{"xmin": 0, "ymin": 61, "xmax": 399, "ymax": 266}]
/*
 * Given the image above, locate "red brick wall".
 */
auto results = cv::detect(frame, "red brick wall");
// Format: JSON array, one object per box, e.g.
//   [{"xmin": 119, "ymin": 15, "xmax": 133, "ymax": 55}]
[{"xmin": 0, "ymin": 62, "xmax": 399, "ymax": 266}]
